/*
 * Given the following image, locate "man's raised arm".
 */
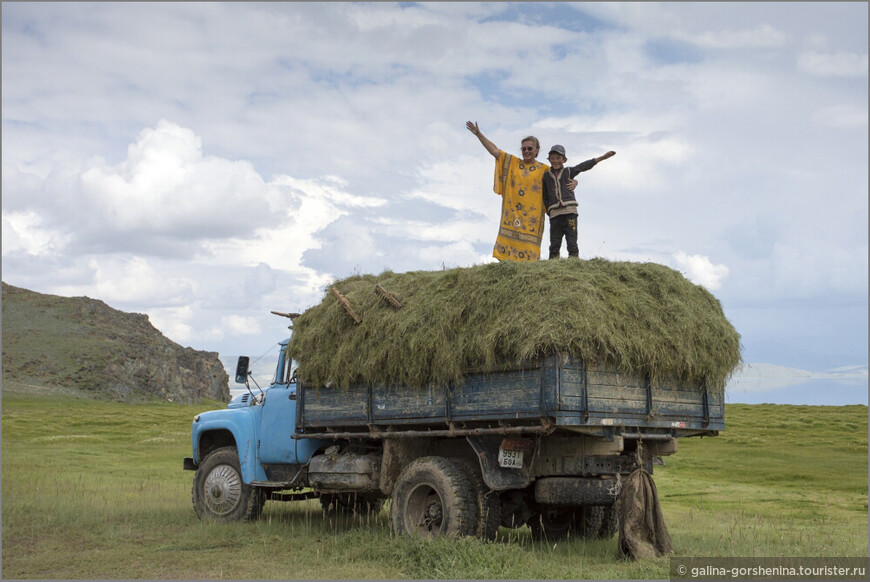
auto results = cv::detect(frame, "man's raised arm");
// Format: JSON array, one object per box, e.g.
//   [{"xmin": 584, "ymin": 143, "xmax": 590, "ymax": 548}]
[{"xmin": 466, "ymin": 121, "xmax": 500, "ymax": 159}]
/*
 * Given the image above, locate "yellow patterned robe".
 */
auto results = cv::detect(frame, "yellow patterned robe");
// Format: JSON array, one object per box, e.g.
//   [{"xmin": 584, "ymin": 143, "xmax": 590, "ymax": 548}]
[{"xmin": 491, "ymin": 150, "xmax": 549, "ymax": 261}]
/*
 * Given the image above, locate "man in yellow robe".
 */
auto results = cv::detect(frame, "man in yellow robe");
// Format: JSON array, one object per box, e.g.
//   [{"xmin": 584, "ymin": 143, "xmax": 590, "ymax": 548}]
[{"xmin": 466, "ymin": 121, "xmax": 575, "ymax": 261}]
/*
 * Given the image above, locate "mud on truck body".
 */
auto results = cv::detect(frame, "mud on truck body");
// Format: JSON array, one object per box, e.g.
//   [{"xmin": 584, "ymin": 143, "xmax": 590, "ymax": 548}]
[{"xmin": 184, "ymin": 338, "xmax": 723, "ymax": 540}]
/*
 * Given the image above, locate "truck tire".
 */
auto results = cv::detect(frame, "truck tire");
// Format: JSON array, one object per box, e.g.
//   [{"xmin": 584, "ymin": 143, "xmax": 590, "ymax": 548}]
[
  {"xmin": 597, "ymin": 504, "xmax": 619, "ymax": 539},
  {"xmin": 456, "ymin": 458, "xmax": 502, "ymax": 541},
  {"xmin": 390, "ymin": 456, "xmax": 478, "ymax": 538},
  {"xmin": 576, "ymin": 505, "xmax": 604, "ymax": 538},
  {"xmin": 192, "ymin": 446, "xmax": 265, "ymax": 522},
  {"xmin": 528, "ymin": 505, "xmax": 605, "ymax": 541},
  {"xmin": 535, "ymin": 477, "xmax": 618, "ymax": 506},
  {"xmin": 527, "ymin": 507, "xmax": 576, "ymax": 541},
  {"xmin": 320, "ymin": 492, "xmax": 385, "ymax": 515}
]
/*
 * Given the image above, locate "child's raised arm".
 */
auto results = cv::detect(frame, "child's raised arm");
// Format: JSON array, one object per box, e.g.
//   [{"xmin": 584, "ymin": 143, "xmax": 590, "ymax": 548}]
[{"xmin": 595, "ymin": 151, "xmax": 616, "ymax": 163}]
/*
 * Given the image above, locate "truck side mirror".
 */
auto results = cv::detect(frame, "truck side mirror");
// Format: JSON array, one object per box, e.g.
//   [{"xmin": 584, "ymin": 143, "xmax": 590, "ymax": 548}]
[{"xmin": 235, "ymin": 356, "xmax": 250, "ymax": 384}]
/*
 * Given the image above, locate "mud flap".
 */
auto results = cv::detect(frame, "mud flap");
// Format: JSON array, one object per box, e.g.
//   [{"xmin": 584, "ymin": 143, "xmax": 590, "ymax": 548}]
[
  {"xmin": 466, "ymin": 435, "xmax": 532, "ymax": 491},
  {"xmin": 618, "ymin": 468, "xmax": 674, "ymax": 559}
]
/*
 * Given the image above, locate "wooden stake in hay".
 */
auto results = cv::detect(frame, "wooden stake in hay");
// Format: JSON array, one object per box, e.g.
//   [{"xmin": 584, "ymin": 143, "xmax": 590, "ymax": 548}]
[
  {"xmin": 271, "ymin": 310, "xmax": 301, "ymax": 330},
  {"xmin": 271, "ymin": 311, "xmax": 301, "ymax": 320},
  {"xmin": 289, "ymin": 259, "xmax": 742, "ymax": 391}
]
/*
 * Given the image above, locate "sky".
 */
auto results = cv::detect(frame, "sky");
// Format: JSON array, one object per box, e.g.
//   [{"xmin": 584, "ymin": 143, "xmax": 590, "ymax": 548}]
[{"xmin": 2, "ymin": 2, "xmax": 867, "ymax": 405}]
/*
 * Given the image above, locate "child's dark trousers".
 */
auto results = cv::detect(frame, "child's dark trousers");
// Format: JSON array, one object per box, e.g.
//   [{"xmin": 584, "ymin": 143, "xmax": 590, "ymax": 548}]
[{"xmin": 549, "ymin": 214, "xmax": 579, "ymax": 259}]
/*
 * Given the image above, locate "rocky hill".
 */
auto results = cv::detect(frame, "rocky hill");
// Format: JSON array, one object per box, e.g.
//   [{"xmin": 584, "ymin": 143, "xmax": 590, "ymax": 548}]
[{"xmin": 1, "ymin": 282, "xmax": 229, "ymax": 403}]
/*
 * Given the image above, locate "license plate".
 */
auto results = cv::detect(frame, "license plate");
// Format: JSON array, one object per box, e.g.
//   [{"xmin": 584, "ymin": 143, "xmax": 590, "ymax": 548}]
[{"xmin": 498, "ymin": 447, "xmax": 524, "ymax": 469}]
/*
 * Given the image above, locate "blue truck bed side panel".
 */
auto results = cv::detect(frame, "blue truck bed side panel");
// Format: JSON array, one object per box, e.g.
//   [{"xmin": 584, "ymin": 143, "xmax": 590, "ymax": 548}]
[{"xmin": 298, "ymin": 355, "xmax": 724, "ymax": 433}]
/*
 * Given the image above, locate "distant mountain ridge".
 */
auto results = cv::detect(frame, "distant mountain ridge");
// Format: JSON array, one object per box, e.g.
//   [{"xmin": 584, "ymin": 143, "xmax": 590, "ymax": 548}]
[{"xmin": 1, "ymin": 282, "xmax": 229, "ymax": 403}]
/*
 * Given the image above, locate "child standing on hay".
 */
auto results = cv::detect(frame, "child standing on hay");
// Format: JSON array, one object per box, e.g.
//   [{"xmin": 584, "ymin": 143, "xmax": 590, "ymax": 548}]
[{"xmin": 542, "ymin": 145, "xmax": 615, "ymax": 259}]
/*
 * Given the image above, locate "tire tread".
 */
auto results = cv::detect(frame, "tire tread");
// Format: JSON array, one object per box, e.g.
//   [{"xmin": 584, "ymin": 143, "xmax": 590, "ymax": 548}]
[
  {"xmin": 192, "ymin": 446, "xmax": 264, "ymax": 522},
  {"xmin": 390, "ymin": 456, "xmax": 478, "ymax": 538}
]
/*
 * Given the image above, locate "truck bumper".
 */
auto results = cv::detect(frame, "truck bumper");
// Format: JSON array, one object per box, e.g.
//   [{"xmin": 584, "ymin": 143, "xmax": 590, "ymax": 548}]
[{"xmin": 183, "ymin": 457, "xmax": 197, "ymax": 471}]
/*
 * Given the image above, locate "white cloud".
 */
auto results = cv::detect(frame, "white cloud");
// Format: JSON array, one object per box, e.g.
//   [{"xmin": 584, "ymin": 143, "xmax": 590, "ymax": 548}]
[
  {"xmin": 197, "ymin": 172, "xmax": 388, "ymax": 283},
  {"xmin": 683, "ymin": 24, "xmax": 788, "ymax": 49},
  {"xmin": 728, "ymin": 363, "xmax": 868, "ymax": 393},
  {"xmin": 769, "ymin": 241, "xmax": 868, "ymax": 298},
  {"xmin": 69, "ymin": 256, "xmax": 197, "ymax": 306},
  {"xmin": 416, "ymin": 240, "xmax": 490, "ymax": 269},
  {"xmin": 2, "ymin": 210, "xmax": 71, "ymax": 256},
  {"xmin": 4, "ymin": 119, "xmax": 391, "ymax": 309},
  {"xmin": 146, "ymin": 305, "xmax": 194, "ymax": 344},
  {"xmin": 79, "ymin": 119, "xmax": 273, "ymax": 239},
  {"xmin": 373, "ymin": 216, "xmax": 495, "ymax": 247},
  {"xmin": 673, "ymin": 252, "xmax": 729, "ymax": 291},
  {"xmin": 533, "ymin": 112, "xmax": 683, "ymax": 136},
  {"xmin": 407, "ymin": 155, "xmax": 496, "ymax": 217},
  {"xmin": 221, "ymin": 315, "xmax": 262, "ymax": 336},
  {"xmin": 798, "ymin": 50, "xmax": 868, "ymax": 77},
  {"xmin": 272, "ymin": 175, "xmax": 387, "ymax": 210},
  {"xmin": 812, "ymin": 104, "xmax": 869, "ymax": 129},
  {"xmin": 581, "ymin": 135, "xmax": 693, "ymax": 193}
]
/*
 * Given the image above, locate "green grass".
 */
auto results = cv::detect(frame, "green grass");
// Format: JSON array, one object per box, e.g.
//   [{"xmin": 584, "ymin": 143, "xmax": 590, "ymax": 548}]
[
  {"xmin": 2, "ymin": 392, "xmax": 866, "ymax": 579},
  {"xmin": 655, "ymin": 403, "xmax": 868, "ymax": 560}
]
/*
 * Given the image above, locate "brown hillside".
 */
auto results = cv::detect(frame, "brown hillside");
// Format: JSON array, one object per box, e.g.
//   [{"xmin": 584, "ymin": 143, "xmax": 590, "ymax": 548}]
[{"xmin": 1, "ymin": 282, "xmax": 229, "ymax": 403}]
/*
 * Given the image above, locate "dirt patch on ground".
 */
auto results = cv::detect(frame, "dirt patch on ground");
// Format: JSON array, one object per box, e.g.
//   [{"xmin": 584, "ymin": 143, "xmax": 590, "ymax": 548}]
[{"xmin": 1, "ymin": 379, "xmax": 94, "ymax": 399}]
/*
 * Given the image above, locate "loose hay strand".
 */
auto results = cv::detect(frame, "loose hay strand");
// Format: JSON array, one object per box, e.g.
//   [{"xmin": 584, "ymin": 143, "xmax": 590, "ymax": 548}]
[{"xmin": 287, "ymin": 259, "xmax": 742, "ymax": 392}]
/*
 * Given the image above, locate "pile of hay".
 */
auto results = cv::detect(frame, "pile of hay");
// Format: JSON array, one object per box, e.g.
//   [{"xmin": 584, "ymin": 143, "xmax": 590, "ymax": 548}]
[{"xmin": 286, "ymin": 259, "xmax": 741, "ymax": 392}]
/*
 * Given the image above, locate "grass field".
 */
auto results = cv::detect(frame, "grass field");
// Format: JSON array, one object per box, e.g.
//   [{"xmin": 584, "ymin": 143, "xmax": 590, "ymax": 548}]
[{"xmin": 2, "ymin": 387, "xmax": 867, "ymax": 579}]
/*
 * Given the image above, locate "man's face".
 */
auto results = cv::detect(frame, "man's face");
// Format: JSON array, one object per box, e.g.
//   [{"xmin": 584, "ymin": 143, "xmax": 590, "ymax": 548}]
[
  {"xmin": 548, "ymin": 153, "xmax": 566, "ymax": 169},
  {"xmin": 521, "ymin": 140, "xmax": 538, "ymax": 163}
]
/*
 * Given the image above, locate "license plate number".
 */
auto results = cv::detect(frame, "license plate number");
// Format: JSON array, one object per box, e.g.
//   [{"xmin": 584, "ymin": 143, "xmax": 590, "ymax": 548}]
[{"xmin": 498, "ymin": 447, "xmax": 524, "ymax": 469}]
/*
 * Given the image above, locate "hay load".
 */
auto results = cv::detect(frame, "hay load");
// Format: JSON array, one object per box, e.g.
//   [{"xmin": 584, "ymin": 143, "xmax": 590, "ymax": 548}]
[{"xmin": 286, "ymin": 259, "xmax": 741, "ymax": 392}]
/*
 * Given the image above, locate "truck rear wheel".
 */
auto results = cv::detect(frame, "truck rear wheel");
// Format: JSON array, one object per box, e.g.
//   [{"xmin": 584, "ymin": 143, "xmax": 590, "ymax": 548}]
[
  {"xmin": 456, "ymin": 458, "xmax": 501, "ymax": 541},
  {"xmin": 391, "ymin": 456, "xmax": 477, "ymax": 538},
  {"xmin": 527, "ymin": 507, "xmax": 575, "ymax": 541},
  {"xmin": 577, "ymin": 505, "xmax": 605, "ymax": 538},
  {"xmin": 527, "ymin": 505, "xmax": 606, "ymax": 541},
  {"xmin": 192, "ymin": 446, "xmax": 265, "ymax": 522},
  {"xmin": 597, "ymin": 504, "xmax": 619, "ymax": 538}
]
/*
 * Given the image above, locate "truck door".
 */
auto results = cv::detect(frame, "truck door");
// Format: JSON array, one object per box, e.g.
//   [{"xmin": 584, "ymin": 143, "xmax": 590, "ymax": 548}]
[
  {"xmin": 258, "ymin": 384, "xmax": 299, "ymax": 463},
  {"xmin": 258, "ymin": 381, "xmax": 328, "ymax": 465},
  {"xmin": 257, "ymin": 348, "xmax": 299, "ymax": 464}
]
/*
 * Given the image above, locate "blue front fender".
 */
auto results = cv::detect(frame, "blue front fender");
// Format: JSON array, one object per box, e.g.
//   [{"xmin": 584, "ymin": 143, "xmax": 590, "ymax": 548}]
[{"xmin": 191, "ymin": 408, "xmax": 268, "ymax": 484}]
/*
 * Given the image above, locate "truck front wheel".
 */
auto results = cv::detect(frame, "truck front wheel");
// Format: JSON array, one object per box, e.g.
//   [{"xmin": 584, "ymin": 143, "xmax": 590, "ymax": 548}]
[
  {"xmin": 192, "ymin": 446, "xmax": 265, "ymax": 522},
  {"xmin": 391, "ymin": 456, "xmax": 477, "ymax": 538}
]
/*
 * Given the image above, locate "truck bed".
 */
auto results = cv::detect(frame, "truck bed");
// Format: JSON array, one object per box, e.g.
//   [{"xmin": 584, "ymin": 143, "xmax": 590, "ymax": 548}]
[{"xmin": 296, "ymin": 355, "xmax": 723, "ymax": 438}]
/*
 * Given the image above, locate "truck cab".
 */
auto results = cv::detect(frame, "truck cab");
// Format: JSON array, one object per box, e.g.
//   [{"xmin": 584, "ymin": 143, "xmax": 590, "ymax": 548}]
[{"xmin": 184, "ymin": 339, "xmax": 329, "ymax": 521}]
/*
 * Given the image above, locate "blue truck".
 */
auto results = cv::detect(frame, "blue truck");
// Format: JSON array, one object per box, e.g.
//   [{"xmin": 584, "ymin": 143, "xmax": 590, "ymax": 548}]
[{"xmin": 184, "ymin": 327, "xmax": 724, "ymax": 540}]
